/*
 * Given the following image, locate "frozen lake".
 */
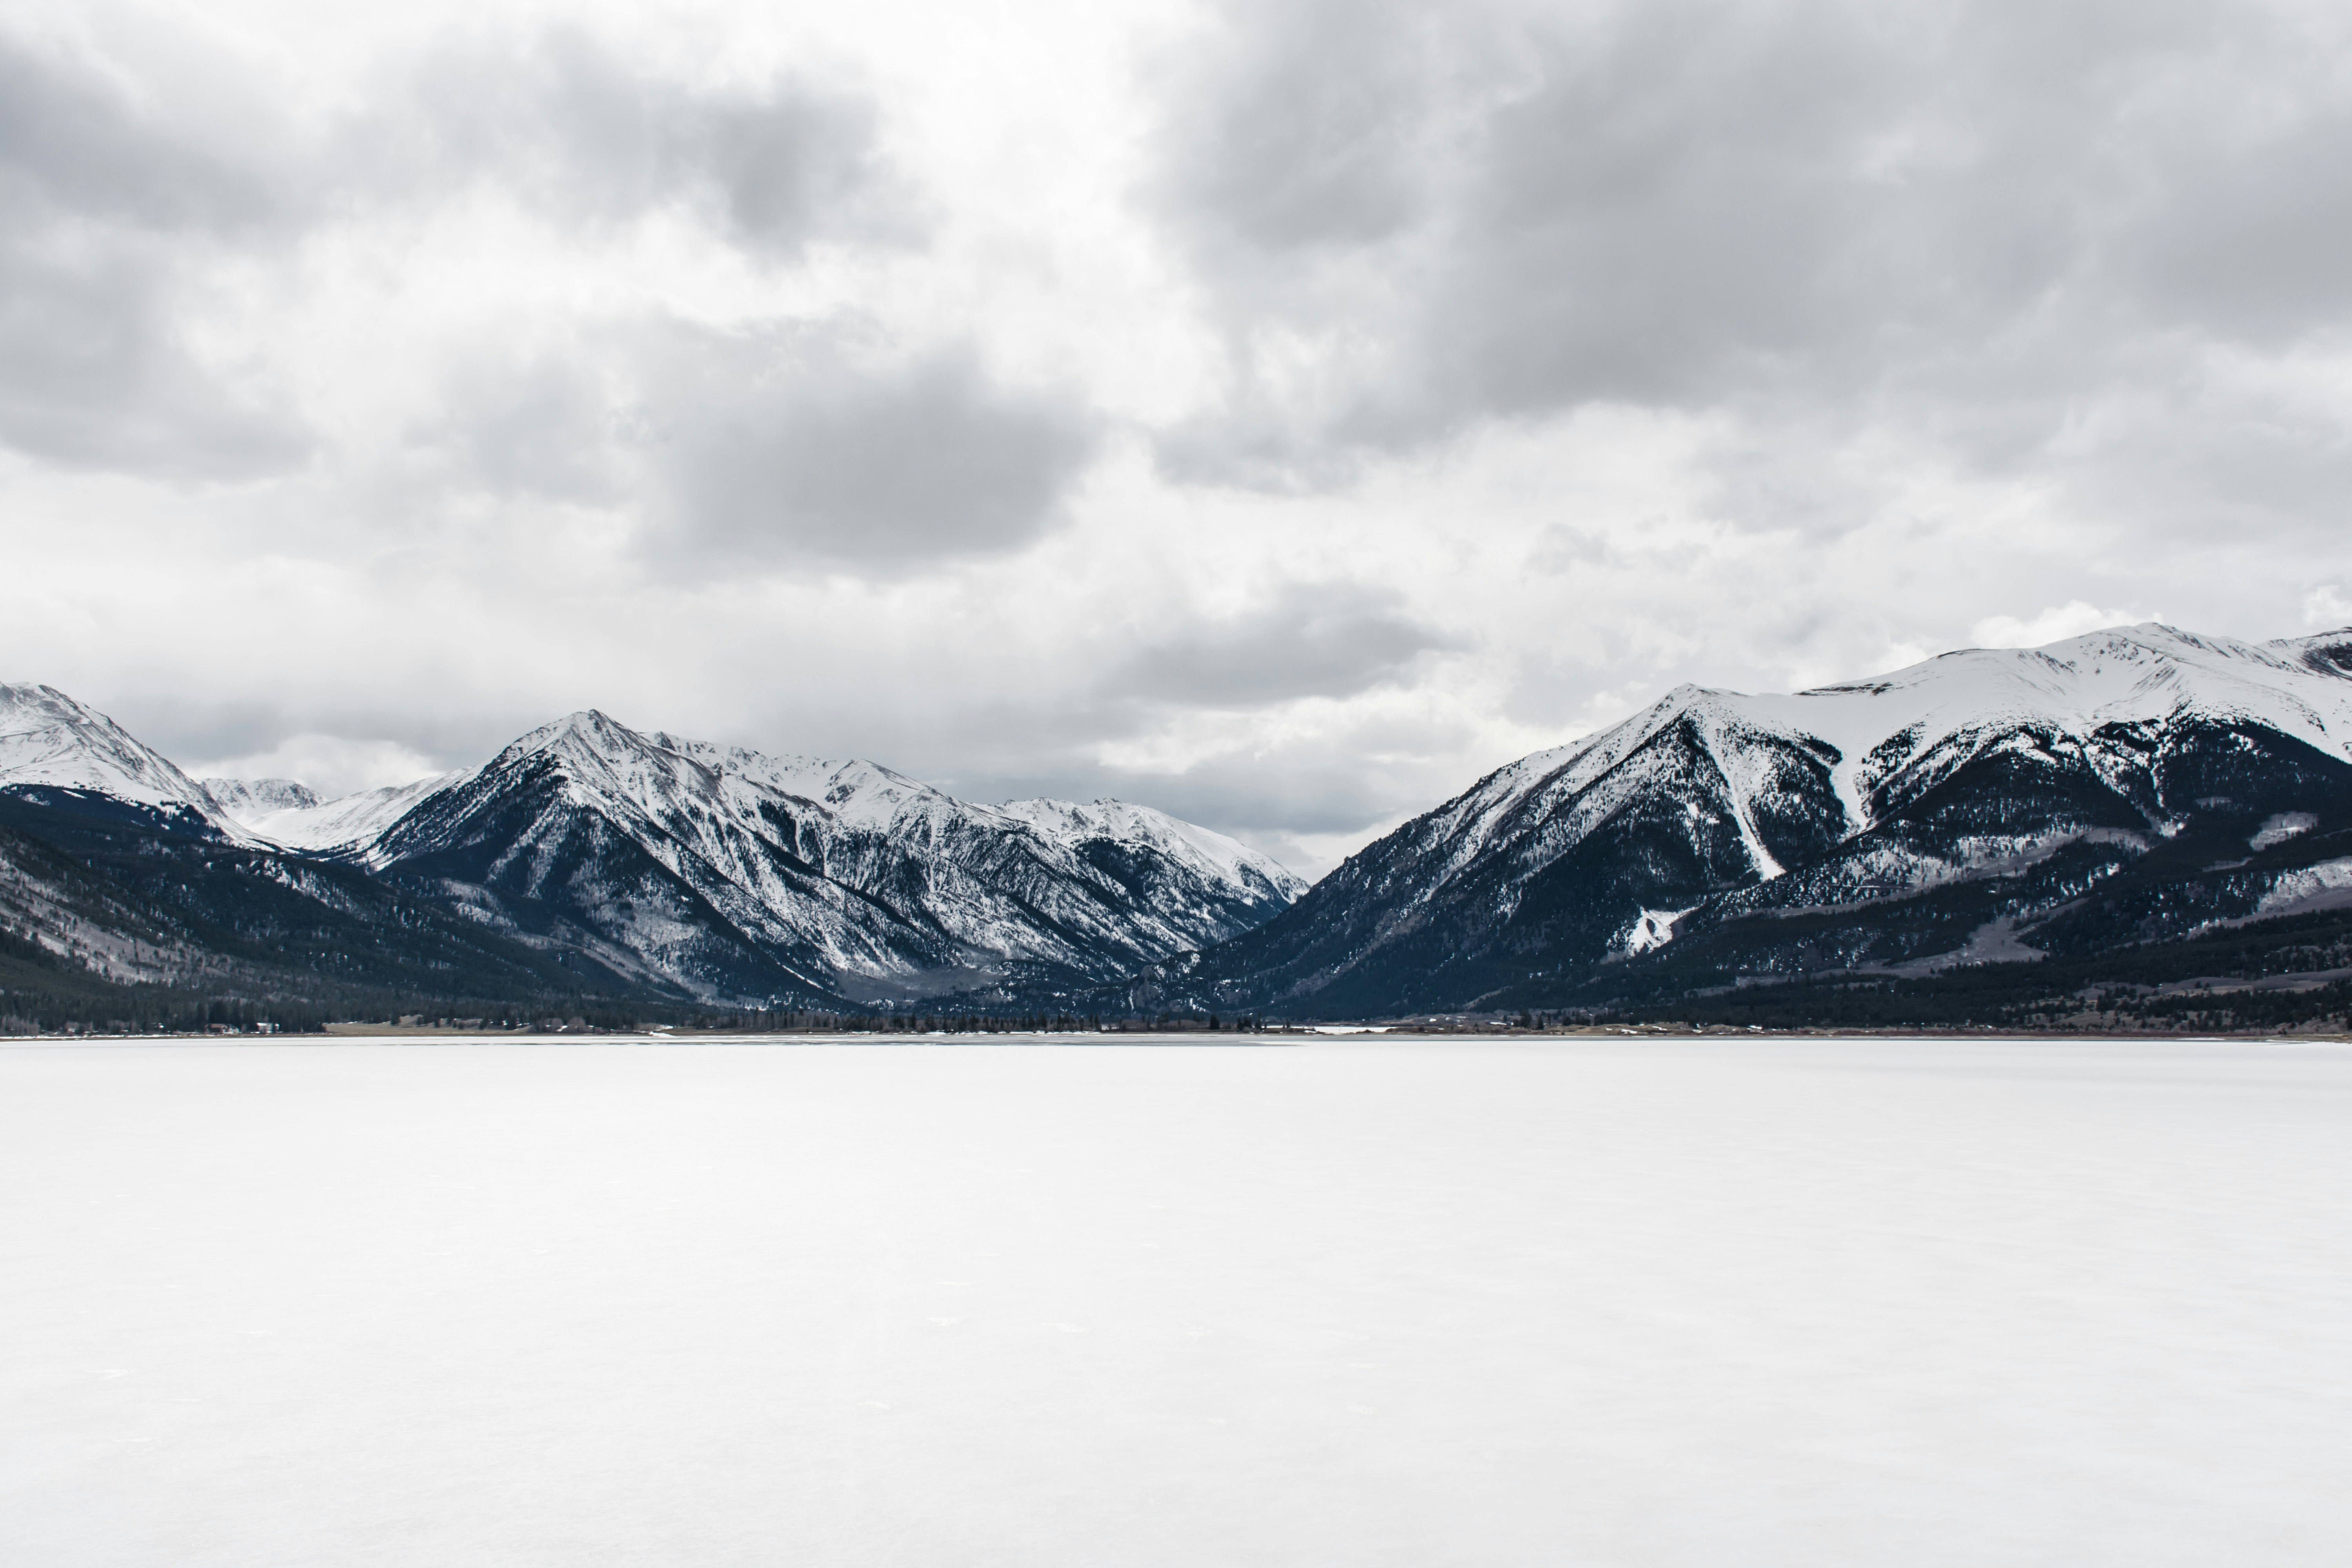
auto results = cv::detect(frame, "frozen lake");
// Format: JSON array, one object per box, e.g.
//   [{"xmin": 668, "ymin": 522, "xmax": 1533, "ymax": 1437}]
[{"xmin": 5, "ymin": 1035, "xmax": 2349, "ymax": 1566}]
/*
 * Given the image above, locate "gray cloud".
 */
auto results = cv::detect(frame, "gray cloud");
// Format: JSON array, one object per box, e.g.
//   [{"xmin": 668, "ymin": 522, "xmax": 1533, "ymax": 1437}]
[
  {"xmin": 2130, "ymin": 109, "xmax": 2352, "ymax": 340},
  {"xmin": 103, "ymin": 690, "xmax": 560, "ymax": 791},
  {"xmin": 640, "ymin": 324, "xmax": 1097, "ymax": 572},
  {"xmin": 391, "ymin": 27, "xmax": 917, "ymax": 258},
  {"xmin": 1150, "ymin": 0, "xmax": 1447, "ymax": 254},
  {"xmin": 410, "ymin": 349, "xmax": 622, "ymax": 504},
  {"xmin": 0, "ymin": 243, "xmax": 310, "ymax": 477},
  {"xmin": 1109, "ymin": 585, "xmax": 1456, "ymax": 706},
  {"xmin": 390, "ymin": 311, "xmax": 1104, "ymax": 577},
  {"xmin": 0, "ymin": 30, "xmax": 289, "ymax": 231},
  {"xmin": 0, "ymin": 27, "xmax": 309, "ymax": 476},
  {"xmin": 1091, "ymin": 753, "xmax": 1424, "ymax": 839},
  {"xmin": 1149, "ymin": 0, "xmax": 2352, "ymax": 499},
  {"xmin": 0, "ymin": 18, "xmax": 919, "ymax": 484},
  {"xmin": 16, "ymin": 0, "xmax": 2352, "ymax": 884}
]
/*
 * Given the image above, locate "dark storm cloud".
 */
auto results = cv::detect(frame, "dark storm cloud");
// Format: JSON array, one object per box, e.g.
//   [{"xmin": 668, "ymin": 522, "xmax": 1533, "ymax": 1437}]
[
  {"xmin": 389, "ymin": 27, "xmax": 916, "ymax": 258},
  {"xmin": 1109, "ymin": 585, "xmax": 1457, "ymax": 706},
  {"xmin": 639, "ymin": 323, "xmax": 1098, "ymax": 572},
  {"xmin": 1149, "ymin": 0, "xmax": 2352, "ymax": 488}
]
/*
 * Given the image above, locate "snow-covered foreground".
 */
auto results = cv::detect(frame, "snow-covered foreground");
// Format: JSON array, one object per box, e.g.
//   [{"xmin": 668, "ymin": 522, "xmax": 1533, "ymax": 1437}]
[{"xmin": 5, "ymin": 1037, "xmax": 2349, "ymax": 1566}]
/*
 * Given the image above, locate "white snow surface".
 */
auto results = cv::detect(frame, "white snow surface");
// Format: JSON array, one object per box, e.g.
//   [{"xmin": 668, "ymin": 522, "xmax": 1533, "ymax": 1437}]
[
  {"xmin": 234, "ymin": 773, "xmax": 463, "ymax": 852},
  {"xmin": 1619, "ymin": 905, "xmax": 1695, "ymax": 955},
  {"xmin": 2255, "ymin": 855, "xmax": 2352, "ymax": 915},
  {"xmin": 5, "ymin": 1036, "xmax": 2349, "ymax": 1567},
  {"xmin": 2252, "ymin": 811, "xmax": 2319, "ymax": 851},
  {"xmin": 0, "ymin": 683, "xmax": 245, "ymax": 838}
]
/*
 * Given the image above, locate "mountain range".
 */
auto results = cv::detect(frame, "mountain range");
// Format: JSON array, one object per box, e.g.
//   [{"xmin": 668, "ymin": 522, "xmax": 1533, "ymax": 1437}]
[
  {"xmin": 7, "ymin": 621, "xmax": 2352, "ymax": 1032},
  {"xmin": 0, "ymin": 685, "xmax": 1301, "ymax": 1023},
  {"xmin": 1119, "ymin": 623, "xmax": 2352, "ymax": 1027}
]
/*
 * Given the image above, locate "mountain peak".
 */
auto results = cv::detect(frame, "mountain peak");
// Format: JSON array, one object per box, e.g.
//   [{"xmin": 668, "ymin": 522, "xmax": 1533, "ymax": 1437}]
[
  {"xmin": 498, "ymin": 708, "xmax": 668, "ymax": 769},
  {"xmin": 1157, "ymin": 618, "xmax": 2352, "ymax": 1018},
  {"xmin": 204, "ymin": 777, "xmax": 323, "ymax": 820},
  {"xmin": 2, "ymin": 682, "xmax": 244, "ymax": 838},
  {"xmin": 995, "ymin": 796, "xmax": 1308, "ymax": 898},
  {"xmin": 546, "ymin": 708, "xmax": 633, "ymax": 744}
]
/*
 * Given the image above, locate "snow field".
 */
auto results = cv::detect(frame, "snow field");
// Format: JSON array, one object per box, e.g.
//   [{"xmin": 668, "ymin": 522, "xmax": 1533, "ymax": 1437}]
[{"xmin": 3, "ymin": 1037, "xmax": 2348, "ymax": 1566}]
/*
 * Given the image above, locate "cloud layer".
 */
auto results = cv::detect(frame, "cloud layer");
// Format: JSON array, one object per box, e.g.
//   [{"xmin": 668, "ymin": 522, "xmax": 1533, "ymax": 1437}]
[{"xmin": 4, "ymin": 0, "xmax": 2352, "ymax": 875}]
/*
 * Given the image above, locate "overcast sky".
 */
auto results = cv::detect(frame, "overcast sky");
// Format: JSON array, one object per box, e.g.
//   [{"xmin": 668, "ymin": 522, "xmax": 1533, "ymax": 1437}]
[{"xmin": 6, "ymin": 0, "xmax": 2352, "ymax": 873}]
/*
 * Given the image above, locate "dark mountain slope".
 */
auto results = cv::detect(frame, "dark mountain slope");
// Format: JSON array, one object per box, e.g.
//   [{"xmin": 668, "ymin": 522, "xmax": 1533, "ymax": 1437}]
[{"xmin": 0, "ymin": 792, "xmax": 657, "ymax": 1027}]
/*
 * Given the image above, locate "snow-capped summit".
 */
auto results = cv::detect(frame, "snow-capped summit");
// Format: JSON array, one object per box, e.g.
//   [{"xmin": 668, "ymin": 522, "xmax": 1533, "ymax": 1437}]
[
  {"xmin": 1149, "ymin": 622, "xmax": 2352, "ymax": 1017},
  {"xmin": 997, "ymin": 797, "xmax": 1307, "ymax": 906},
  {"xmin": 203, "ymin": 777, "xmax": 322, "ymax": 819},
  {"xmin": 1405, "ymin": 622, "xmax": 2352, "ymax": 890},
  {"xmin": 1, "ymin": 683, "xmax": 245, "ymax": 838},
  {"xmin": 0, "ymin": 686, "xmax": 1305, "ymax": 1005},
  {"xmin": 361, "ymin": 708, "xmax": 1304, "ymax": 1002}
]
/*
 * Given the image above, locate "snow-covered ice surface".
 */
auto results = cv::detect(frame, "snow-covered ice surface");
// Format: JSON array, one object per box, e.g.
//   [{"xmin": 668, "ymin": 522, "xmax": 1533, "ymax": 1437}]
[{"xmin": 4, "ymin": 1036, "xmax": 2350, "ymax": 1567}]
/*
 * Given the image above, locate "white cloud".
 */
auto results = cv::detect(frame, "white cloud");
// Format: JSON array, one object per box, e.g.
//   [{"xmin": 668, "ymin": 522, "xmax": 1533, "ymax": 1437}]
[
  {"xmin": 185, "ymin": 735, "xmax": 445, "ymax": 801},
  {"xmin": 1970, "ymin": 602, "xmax": 2154, "ymax": 651}
]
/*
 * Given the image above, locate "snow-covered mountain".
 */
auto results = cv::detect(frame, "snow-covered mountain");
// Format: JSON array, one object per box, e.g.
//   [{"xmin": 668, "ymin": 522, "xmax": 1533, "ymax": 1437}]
[
  {"xmin": 216, "ymin": 774, "xmax": 459, "ymax": 852},
  {"xmin": 12, "ymin": 632, "xmax": 2352, "ymax": 1026},
  {"xmin": 364, "ymin": 711, "xmax": 1305, "ymax": 1002},
  {"xmin": 202, "ymin": 777, "xmax": 321, "ymax": 818},
  {"xmin": 1, "ymin": 684, "xmax": 245, "ymax": 839},
  {"xmin": 1141, "ymin": 623, "xmax": 2352, "ymax": 1016},
  {"xmin": 4, "ymin": 686, "xmax": 1305, "ymax": 1008}
]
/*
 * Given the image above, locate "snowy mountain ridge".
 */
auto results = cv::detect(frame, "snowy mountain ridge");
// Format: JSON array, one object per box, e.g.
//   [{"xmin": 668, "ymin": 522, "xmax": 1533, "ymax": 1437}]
[
  {"xmin": 201, "ymin": 777, "xmax": 321, "ymax": 817},
  {"xmin": 359, "ymin": 709, "xmax": 1303, "ymax": 1001},
  {"xmin": 1383, "ymin": 624, "xmax": 2352, "ymax": 925},
  {"xmin": 222, "ymin": 774, "xmax": 465, "ymax": 853},
  {"xmin": 1131, "ymin": 622, "xmax": 2352, "ymax": 1018},
  {"xmin": 1, "ymin": 683, "xmax": 247, "ymax": 840},
  {"xmin": 18, "ymin": 694, "xmax": 1304, "ymax": 1006}
]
